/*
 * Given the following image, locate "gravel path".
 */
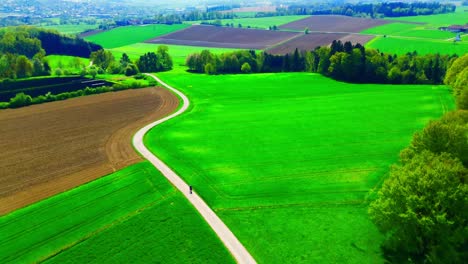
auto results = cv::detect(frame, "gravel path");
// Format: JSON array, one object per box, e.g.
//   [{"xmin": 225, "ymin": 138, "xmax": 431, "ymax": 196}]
[{"xmin": 133, "ymin": 73, "xmax": 256, "ymax": 264}]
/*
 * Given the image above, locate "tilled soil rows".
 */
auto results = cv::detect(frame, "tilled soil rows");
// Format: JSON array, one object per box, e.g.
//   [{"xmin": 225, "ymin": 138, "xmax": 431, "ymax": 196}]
[
  {"xmin": 279, "ymin": 15, "xmax": 393, "ymax": 32},
  {"xmin": 0, "ymin": 88, "xmax": 179, "ymax": 215},
  {"xmin": 146, "ymin": 25, "xmax": 300, "ymax": 49}
]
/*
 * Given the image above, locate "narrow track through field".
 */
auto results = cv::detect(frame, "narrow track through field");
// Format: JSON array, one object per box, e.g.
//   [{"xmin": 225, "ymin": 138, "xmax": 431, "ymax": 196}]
[{"xmin": 133, "ymin": 74, "xmax": 256, "ymax": 264}]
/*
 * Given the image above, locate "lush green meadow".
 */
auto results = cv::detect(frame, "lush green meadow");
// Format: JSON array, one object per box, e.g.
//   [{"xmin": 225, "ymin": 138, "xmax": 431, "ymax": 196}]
[
  {"xmin": 144, "ymin": 71, "xmax": 453, "ymax": 262},
  {"xmin": 361, "ymin": 22, "xmax": 457, "ymax": 39},
  {"xmin": 110, "ymin": 43, "xmax": 242, "ymax": 65},
  {"xmin": 46, "ymin": 55, "xmax": 89, "ymax": 70},
  {"xmin": 39, "ymin": 24, "xmax": 99, "ymax": 35},
  {"xmin": 385, "ymin": 6, "xmax": 468, "ymax": 26},
  {"xmin": 186, "ymin": 15, "xmax": 308, "ymax": 29},
  {"xmin": 84, "ymin": 24, "xmax": 190, "ymax": 49},
  {"xmin": 366, "ymin": 36, "xmax": 467, "ymax": 55},
  {"xmin": 0, "ymin": 162, "xmax": 234, "ymax": 263}
]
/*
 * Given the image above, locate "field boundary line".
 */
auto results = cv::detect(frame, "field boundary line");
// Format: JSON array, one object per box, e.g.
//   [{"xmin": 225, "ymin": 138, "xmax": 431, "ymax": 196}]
[{"xmin": 133, "ymin": 73, "xmax": 256, "ymax": 264}]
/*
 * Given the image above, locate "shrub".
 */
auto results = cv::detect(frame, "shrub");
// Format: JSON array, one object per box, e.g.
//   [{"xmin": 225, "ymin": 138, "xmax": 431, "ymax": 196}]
[{"xmin": 9, "ymin": 92, "xmax": 32, "ymax": 108}]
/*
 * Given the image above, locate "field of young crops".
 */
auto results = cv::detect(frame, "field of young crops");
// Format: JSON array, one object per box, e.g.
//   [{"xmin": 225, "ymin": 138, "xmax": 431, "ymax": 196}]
[
  {"xmin": 84, "ymin": 24, "xmax": 190, "ymax": 49},
  {"xmin": 361, "ymin": 22, "xmax": 457, "ymax": 39},
  {"xmin": 110, "ymin": 43, "xmax": 241, "ymax": 65},
  {"xmin": 143, "ymin": 70, "xmax": 453, "ymax": 262},
  {"xmin": 0, "ymin": 162, "xmax": 234, "ymax": 263},
  {"xmin": 366, "ymin": 36, "xmax": 467, "ymax": 55},
  {"xmin": 39, "ymin": 24, "xmax": 99, "ymax": 35},
  {"xmin": 385, "ymin": 6, "xmax": 468, "ymax": 26}
]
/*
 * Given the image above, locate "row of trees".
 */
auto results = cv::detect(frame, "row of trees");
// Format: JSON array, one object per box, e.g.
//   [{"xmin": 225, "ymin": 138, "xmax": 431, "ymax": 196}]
[
  {"xmin": 280, "ymin": 2, "xmax": 456, "ymax": 18},
  {"xmin": 0, "ymin": 53, "xmax": 50, "ymax": 79},
  {"xmin": 369, "ymin": 56, "xmax": 468, "ymax": 263},
  {"xmin": 90, "ymin": 46, "xmax": 173, "ymax": 77},
  {"xmin": 185, "ymin": 42, "xmax": 455, "ymax": 85}
]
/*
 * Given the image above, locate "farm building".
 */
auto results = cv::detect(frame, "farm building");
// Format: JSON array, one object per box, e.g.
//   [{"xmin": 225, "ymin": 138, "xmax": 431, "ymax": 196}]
[{"xmin": 439, "ymin": 24, "xmax": 468, "ymax": 33}]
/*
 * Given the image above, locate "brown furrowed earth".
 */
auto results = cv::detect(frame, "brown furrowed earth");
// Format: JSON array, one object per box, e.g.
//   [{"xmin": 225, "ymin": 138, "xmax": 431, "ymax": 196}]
[
  {"xmin": 267, "ymin": 33, "xmax": 375, "ymax": 54},
  {"xmin": 0, "ymin": 88, "xmax": 179, "ymax": 215},
  {"xmin": 146, "ymin": 25, "xmax": 300, "ymax": 49},
  {"xmin": 279, "ymin": 15, "xmax": 393, "ymax": 32}
]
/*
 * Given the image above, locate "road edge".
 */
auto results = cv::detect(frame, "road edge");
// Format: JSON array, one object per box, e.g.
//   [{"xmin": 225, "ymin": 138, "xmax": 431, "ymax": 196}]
[{"xmin": 132, "ymin": 73, "xmax": 256, "ymax": 264}]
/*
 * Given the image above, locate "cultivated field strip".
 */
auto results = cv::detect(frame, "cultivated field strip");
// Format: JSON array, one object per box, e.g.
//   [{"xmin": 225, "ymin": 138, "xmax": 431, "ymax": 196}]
[
  {"xmin": 0, "ymin": 88, "xmax": 179, "ymax": 215},
  {"xmin": 0, "ymin": 163, "xmax": 171, "ymax": 263},
  {"xmin": 146, "ymin": 25, "xmax": 300, "ymax": 50},
  {"xmin": 279, "ymin": 15, "xmax": 394, "ymax": 32}
]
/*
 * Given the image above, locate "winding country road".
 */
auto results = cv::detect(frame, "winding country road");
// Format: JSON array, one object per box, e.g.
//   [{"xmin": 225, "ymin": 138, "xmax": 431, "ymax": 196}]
[{"xmin": 133, "ymin": 73, "xmax": 256, "ymax": 264}]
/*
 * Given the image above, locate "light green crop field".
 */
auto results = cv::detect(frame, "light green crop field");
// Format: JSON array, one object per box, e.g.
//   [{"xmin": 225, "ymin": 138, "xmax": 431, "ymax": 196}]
[
  {"xmin": 361, "ymin": 22, "xmax": 457, "ymax": 39},
  {"xmin": 144, "ymin": 71, "xmax": 453, "ymax": 262},
  {"xmin": 39, "ymin": 24, "xmax": 99, "ymax": 35},
  {"xmin": 110, "ymin": 43, "xmax": 242, "ymax": 65},
  {"xmin": 0, "ymin": 162, "xmax": 234, "ymax": 264},
  {"xmin": 84, "ymin": 24, "xmax": 190, "ymax": 49},
  {"xmin": 366, "ymin": 36, "xmax": 468, "ymax": 55},
  {"xmin": 46, "ymin": 55, "xmax": 90, "ymax": 69},
  {"xmin": 386, "ymin": 6, "xmax": 468, "ymax": 26},
  {"xmin": 186, "ymin": 15, "xmax": 309, "ymax": 29}
]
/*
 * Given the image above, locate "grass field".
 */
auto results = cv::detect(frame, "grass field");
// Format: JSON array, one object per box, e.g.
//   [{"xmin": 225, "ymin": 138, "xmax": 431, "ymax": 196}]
[
  {"xmin": 84, "ymin": 24, "xmax": 190, "ymax": 49},
  {"xmin": 366, "ymin": 36, "xmax": 468, "ymax": 55},
  {"xmin": 143, "ymin": 70, "xmax": 453, "ymax": 262},
  {"xmin": 46, "ymin": 55, "xmax": 90, "ymax": 70},
  {"xmin": 386, "ymin": 6, "xmax": 468, "ymax": 26},
  {"xmin": 0, "ymin": 162, "xmax": 234, "ymax": 263},
  {"xmin": 186, "ymin": 16, "xmax": 309, "ymax": 29},
  {"xmin": 361, "ymin": 22, "xmax": 457, "ymax": 39},
  {"xmin": 110, "ymin": 43, "xmax": 242, "ymax": 65},
  {"xmin": 39, "ymin": 24, "xmax": 99, "ymax": 35}
]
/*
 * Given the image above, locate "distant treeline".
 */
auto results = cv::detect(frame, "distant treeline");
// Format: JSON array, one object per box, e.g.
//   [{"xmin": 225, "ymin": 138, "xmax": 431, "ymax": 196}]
[
  {"xmin": 264, "ymin": 2, "xmax": 456, "ymax": 18},
  {"xmin": 89, "ymin": 45, "xmax": 173, "ymax": 77},
  {"xmin": 0, "ymin": 26, "xmax": 102, "ymax": 79},
  {"xmin": 186, "ymin": 42, "xmax": 456, "ymax": 85}
]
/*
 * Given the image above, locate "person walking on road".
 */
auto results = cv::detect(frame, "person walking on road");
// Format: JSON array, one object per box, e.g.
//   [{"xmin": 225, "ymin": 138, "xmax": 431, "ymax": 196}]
[{"xmin": 189, "ymin": 185, "xmax": 193, "ymax": 194}]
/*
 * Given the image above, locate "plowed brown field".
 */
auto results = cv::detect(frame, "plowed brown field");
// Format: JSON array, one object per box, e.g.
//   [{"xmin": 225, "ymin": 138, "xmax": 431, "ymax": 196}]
[
  {"xmin": 146, "ymin": 25, "xmax": 300, "ymax": 49},
  {"xmin": 267, "ymin": 33, "xmax": 374, "ymax": 54},
  {"xmin": 279, "ymin": 15, "xmax": 392, "ymax": 32},
  {"xmin": 0, "ymin": 88, "xmax": 179, "ymax": 215}
]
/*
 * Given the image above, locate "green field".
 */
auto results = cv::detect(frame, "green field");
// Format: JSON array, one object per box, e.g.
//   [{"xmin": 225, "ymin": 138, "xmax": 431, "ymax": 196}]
[
  {"xmin": 186, "ymin": 15, "xmax": 309, "ymax": 29},
  {"xmin": 39, "ymin": 24, "xmax": 99, "ymax": 35},
  {"xmin": 361, "ymin": 22, "xmax": 457, "ymax": 39},
  {"xmin": 386, "ymin": 6, "xmax": 468, "ymax": 26},
  {"xmin": 84, "ymin": 24, "xmax": 190, "ymax": 49},
  {"xmin": 0, "ymin": 162, "xmax": 234, "ymax": 263},
  {"xmin": 143, "ymin": 71, "xmax": 453, "ymax": 262},
  {"xmin": 46, "ymin": 55, "xmax": 90, "ymax": 70},
  {"xmin": 366, "ymin": 36, "xmax": 468, "ymax": 55},
  {"xmin": 110, "ymin": 43, "xmax": 242, "ymax": 65}
]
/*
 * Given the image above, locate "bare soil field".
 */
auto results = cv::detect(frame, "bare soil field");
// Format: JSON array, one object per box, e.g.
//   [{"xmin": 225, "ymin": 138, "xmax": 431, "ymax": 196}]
[
  {"xmin": 267, "ymin": 33, "xmax": 375, "ymax": 54},
  {"xmin": 279, "ymin": 15, "xmax": 393, "ymax": 32},
  {"xmin": 0, "ymin": 88, "xmax": 179, "ymax": 215},
  {"xmin": 146, "ymin": 25, "xmax": 300, "ymax": 49}
]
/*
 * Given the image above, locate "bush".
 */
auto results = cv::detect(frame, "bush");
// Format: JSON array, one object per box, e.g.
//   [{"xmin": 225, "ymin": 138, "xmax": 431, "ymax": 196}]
[{"xmin": 9, "ymin": 92, "xmax": 33, "ymax": 108}]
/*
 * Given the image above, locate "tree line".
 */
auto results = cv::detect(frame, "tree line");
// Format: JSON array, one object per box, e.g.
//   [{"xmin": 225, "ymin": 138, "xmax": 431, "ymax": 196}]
[
  {"xmin": 185, "ymin": 42, "xmax": 456, "ymax": 85},
  {"xmin": 89, "ymin": 45, "xmax": 173, "ymax": 77},
  {"xmin": 274, "ymin": 2, "xmax": 455, "ymax": 18},
  {"xmin": 0, "ymin": 26, "xmax": 101, "ymax": 79},
  {"xmin": 369, "ymin": 54, "xmax": 468, "ymax": 263}
]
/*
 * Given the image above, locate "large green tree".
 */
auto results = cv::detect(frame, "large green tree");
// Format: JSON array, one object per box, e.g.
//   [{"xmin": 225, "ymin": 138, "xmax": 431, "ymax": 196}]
[{"xmin": 369, "ymin": 151, "xmax": 468, "ymax": 263}]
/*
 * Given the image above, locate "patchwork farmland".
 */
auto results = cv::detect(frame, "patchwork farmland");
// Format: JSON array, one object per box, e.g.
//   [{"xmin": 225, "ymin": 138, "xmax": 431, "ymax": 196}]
[
  {"xmin": 0, "ymin": 88, "xmax": 178, "ymax": 215},
  {"xmin": 279, "ymin": 15, "xmax": 394, "ymax": 32}
]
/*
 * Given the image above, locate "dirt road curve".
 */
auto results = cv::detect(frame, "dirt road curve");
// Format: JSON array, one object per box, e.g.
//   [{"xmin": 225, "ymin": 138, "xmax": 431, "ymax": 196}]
[
  {"xmin": 133, "ymin": 74, "xmax": 256, "ymax": 264},
  {"xmin": 0, "ymin": 88, "xmax": 179, "ymax": 215}
]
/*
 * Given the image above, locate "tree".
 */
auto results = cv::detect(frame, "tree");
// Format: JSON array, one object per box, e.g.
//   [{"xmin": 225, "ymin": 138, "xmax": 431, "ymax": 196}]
[
  {"xmin": 15, "ymin": 55, "xmax": 33, "ymax": 78},
  {"xmin": 304, "ymin": 27, "xmax": 310, "ymax": 34},
  {"xmin": 88, "ymin": 66, "xmax": 97, "ymax": 79},
  {"xmin": 54, "ymin": 68, "xmax": 63, "ymax": 76},
  {"xmin": 124, "ymin": 64, "xmax": 139, "ymax": 76},
  {"xmin": 204, "ymin": 63, "xmax": 216, "ymax": 75},
  {"xmin": 369, "ymin": 151, "xmax": 468, "ymax": 263},
  {"xmin": 445, "ymin": 54, "xmax": 468, "ymax": 95},
  {"xmin": 241, "ymin": 62, "xmax": 251, "ymax": 73},
  {"xmin": 90, "ymin": 49, "xmax": 114, "ymax": 70},
  {"xmin": 120, "ymin": 53, "xmax": 131, "ymax": 67}
]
